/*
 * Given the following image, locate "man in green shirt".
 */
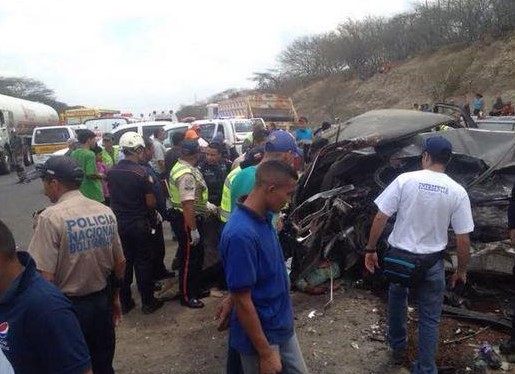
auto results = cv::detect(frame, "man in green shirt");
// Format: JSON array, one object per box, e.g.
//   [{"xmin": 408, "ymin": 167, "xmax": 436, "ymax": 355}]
[{"xmin": 71, "ymin": 130, "xmax": 104, "ymax": 203}]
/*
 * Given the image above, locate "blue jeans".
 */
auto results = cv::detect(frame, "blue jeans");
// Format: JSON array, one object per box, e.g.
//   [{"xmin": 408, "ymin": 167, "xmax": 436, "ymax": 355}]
[
  {"xmin": 239, "ymin": 334, "xmax": 308, "ymax": 374},
  {"xmin": 388, "ymin": 260, "xmax": 445, "ymax": 374}
]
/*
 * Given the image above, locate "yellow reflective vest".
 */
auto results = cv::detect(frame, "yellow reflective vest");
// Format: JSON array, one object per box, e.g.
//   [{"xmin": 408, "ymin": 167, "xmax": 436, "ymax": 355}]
[
  {"xmin": 169, "ymin": 160, "xmax": 208, "ymax": 213},
  {"xmin": 219, "ymin": 166, "xmax": 241, "ymax": 222}
]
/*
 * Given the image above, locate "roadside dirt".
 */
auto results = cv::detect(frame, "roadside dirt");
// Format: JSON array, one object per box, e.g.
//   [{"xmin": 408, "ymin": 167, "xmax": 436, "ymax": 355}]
[{"xmin": 113, "ymin": 241, "xmax": 512, "ymax": 373}]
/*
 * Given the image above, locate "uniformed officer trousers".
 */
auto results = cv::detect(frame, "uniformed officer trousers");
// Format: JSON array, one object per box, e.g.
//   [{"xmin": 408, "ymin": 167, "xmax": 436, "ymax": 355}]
[
  {"xmin": 170, "ymin": 211, "xmax": 205, "ymax": 302},
  {"xmin": 118, "ymin": 219, "xmax": 155, "ymax": 306},
  {"xmin": 69, "ymin": 288, "xmax": 115, "ymax": 374}
]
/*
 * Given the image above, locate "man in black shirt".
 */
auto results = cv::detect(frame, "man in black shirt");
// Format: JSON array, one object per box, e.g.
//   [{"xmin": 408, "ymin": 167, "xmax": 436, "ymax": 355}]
[
  {"xmin": 198, "ymin": 142, "xmax": 231, "ymax": 207},
  {"xmin": 164, "ymin": 131, "xmax": 185, "ymax": 179},
  {"xmin": 108, "ymin": 132, "xmax": 163, "ymax": 315}
]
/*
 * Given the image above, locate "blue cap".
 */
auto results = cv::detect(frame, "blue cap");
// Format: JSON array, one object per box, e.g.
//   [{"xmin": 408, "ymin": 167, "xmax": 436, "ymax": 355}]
[
  {"xmin": 181, "ymin": 139, "xmax": 200, "ymax": 156},
  {"xmin": 265, "ymin": 130, "xmax": 301, "ymax": 155},
  {"xmin": 423, "ymin": 136, "xmax": 452, "ymax": 156}
]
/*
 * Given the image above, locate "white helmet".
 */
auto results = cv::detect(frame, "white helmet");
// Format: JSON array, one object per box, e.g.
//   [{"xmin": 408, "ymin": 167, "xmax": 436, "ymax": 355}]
[{"xmin": 119, "ymin": 132, "xmax": 145, "ymax": 151}]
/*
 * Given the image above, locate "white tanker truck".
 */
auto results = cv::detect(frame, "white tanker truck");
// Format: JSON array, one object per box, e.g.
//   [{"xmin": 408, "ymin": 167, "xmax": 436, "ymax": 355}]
[{"xmin": 0, "ymin": 94, "xmax": 59, "ymax": 174}]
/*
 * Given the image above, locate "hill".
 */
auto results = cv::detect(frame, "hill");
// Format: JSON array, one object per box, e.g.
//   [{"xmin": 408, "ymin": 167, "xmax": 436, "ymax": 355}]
[{"xmin": 293, "ymin": 33, "xmax": 515, "ymax": 124}]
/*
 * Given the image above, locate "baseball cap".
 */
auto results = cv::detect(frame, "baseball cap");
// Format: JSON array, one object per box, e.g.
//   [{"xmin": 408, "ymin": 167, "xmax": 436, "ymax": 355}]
[
  {"xmin": 33, "ymin": 156, "xmax": 84, "ymax": 182},
  {"xmin": 265, "ymin": 130, "xmax": 301, "ymax": 155},
  {"xmin": 102, "ymin": 132, "xmax": 114, "ymax": 141},
  {"xmin": 241, "ymin": 146, "xmax": 264, "ymax": 169},
  {"xmin": 181, "ymin": 139, "xmax": 200, "ymax": 156},
  {"xmin": 77, "ymin": 129, "xmax": 96, "ymax": 144},
  {"xmin": 423, "ymin": 136, "xmax": 452, "ymax": 156}
]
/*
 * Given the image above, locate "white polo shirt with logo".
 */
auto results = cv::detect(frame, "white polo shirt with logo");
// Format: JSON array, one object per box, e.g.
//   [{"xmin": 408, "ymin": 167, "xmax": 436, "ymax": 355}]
[{"xmin": 375, "ymin": 169, "xmax": 474, "ymax": 254}]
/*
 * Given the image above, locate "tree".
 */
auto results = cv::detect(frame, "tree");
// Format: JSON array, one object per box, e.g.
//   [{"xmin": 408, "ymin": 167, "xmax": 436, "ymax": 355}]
[{"xmin": 0, "ymin": 76, "xmax": 68, "ymax": 112}]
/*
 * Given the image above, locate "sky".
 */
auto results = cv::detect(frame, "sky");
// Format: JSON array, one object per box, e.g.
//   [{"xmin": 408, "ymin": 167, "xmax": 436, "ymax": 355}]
[{"xmin": 0, "ymin": 0, "xmax": 410, "ymax": 115}]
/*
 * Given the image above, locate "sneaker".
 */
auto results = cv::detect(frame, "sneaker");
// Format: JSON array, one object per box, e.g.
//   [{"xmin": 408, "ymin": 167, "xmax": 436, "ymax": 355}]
[
  {"xmin": 141, "ymin": 299, "xmax": 164, "ymax": 315},
  {"xmin": 392, "ymin": 349, "xmax": 406, "ymax": 365},
  {"xmin": 121, "ymin": 299, "xmax": 136, "ymax": 315},
  {"xmin": 180, "ymin": 298, "xmax": 205, "ymax": 309},
  {"xmin": 500, "ymin": 339, "xmax": 515, "ymax": 355}
]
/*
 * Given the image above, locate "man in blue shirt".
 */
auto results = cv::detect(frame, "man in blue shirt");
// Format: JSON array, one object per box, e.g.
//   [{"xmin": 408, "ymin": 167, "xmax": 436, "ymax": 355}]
[
  {"xmin": 0, "ymin": 220, "xmax": 92, "ymax": 374},
  {"xmin": 220, "ymin": 160, "xmax": 308, "ymax": 374}
]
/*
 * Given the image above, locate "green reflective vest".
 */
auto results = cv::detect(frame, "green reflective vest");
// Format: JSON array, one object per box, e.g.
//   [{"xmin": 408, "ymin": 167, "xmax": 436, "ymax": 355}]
[
  {"xmin": 169, "ymin": 160, "xmax": 208, "ymax": 213},
  {"xmin": 101, "ymin": 146, "xmax": 119, "ymax": 168},
  {"xmin": 219, "ymin": 166, "xmax": 241, "ymax": 222}
]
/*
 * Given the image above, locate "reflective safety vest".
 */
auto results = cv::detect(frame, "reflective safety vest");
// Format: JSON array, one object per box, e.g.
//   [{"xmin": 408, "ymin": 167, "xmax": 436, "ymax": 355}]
[
  {"xmin": 101, "ymin": 146, "xmax": 119, "ymax": 168},
  {"xmin": 169, "ymin": 160, "xmax": 208, "ymax": 213},
  {"xmin": 219, "ymin": 166, "xmax": 241, "ymax": 222}
]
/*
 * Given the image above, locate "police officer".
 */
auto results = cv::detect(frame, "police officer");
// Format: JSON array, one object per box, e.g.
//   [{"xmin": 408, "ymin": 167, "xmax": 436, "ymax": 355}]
[
  {"xmin": 28, "ymin": 156, "xmax": 126, "ymax": 374},
  {"xmin": 142, "ymin": 137, "xmax": 173, "ymax": 282},
  {"xmin": 108, "ymin": 132, "xmax": 164, "ymax": 315},
  {"xmin": 198, "ymin": 142, "xmax": 232, "ymax": 207},
  {"xmin": 169, "ymin": 139, "xmax": 217, "ymax": 308}
]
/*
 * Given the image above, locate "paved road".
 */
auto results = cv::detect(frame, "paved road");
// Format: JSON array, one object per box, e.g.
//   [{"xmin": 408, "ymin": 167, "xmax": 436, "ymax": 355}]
[{"xmin": 0, "ymin": 169, "xmax": 47, "ymax": 249}]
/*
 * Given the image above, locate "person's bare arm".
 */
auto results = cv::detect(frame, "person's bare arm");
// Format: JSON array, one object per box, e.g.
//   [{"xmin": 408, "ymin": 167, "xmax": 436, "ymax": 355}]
[
  {"xmin": 364, "ymin": 211, "xmax": 390, "ymax": 274},
  {"xmin": 182, "ymin": 200, "xmax": 197, "ymax": 230},
  {"xmin": 232, "ymin": 291, "xmax": 281, "ymax": 373},
  {"xmin": 451, "ymin": 233, "xmax": 470, "ymax": 287},
  {"xmin": 83, "ymin": 369, "xmax": 93, "ymax": 374},
  {"xmin": 157, "ymin": 160, "xmax": 165, "ymax": 171},
  {"xmin": 366, "ymin": 211, "xmax": 389, "ymax": 250}
]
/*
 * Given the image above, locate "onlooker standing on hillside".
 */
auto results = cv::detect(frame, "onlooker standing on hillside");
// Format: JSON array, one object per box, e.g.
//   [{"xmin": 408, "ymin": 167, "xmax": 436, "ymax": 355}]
[
  {"xmin": 472, "ymin": 93, "xmax": 485, "ymax": 116},
  {"xmin": 71, "ymin": 129, "xmax": 105, "ymax": 203},
  {"xmin": 151, "ymin": 127, "xmax": 167, "ymax": 176},
  {"xmin": 294, "ymin": 117, "xmax": 312, "ymax": 163},
  {"xmin": 364, "ymin": 136, "xmax": 474, "ymax": 373},
  {"xmin": 490, "ymin": 96, "xmax": 504, "ymax": 116},
  {"xmin": 220, "ymin": 160, "xmax": 308, "ymax": 374}
]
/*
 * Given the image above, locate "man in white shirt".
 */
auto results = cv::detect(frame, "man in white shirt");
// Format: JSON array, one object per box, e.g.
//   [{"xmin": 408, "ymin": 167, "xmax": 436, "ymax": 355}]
[
  {"xmin": 364, "ymin": 136, "xmax": 474, "ymax": 374},
  {"xmin": 151, "ymin": 127, "xmax": 167, "ymax": 176}
]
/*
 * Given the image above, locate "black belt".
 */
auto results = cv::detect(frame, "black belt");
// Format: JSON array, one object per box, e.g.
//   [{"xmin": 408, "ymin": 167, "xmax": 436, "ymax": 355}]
[{"xmin": 67, "ymin": 287, "xmax": 108, "ymax": 302}]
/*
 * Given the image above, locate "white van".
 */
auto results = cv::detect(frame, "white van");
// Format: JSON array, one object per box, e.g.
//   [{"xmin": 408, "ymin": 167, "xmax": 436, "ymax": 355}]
[{"xmin": 31, "ymin": 125, "xmax": 86, "ymax": 164}]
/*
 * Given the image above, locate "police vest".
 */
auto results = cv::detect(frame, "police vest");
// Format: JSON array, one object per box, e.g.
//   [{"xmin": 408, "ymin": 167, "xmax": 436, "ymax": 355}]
[
  {"xmin": 219, "ymin": 166, "xmax": 241, "ymax": 223},
  {"xmin": 170, "ymin": 161, "xmax": 208, "ymax": 213}
]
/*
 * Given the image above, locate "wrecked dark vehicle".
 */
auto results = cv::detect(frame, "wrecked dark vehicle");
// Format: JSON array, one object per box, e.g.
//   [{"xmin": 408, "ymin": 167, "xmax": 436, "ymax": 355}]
[{"xmin": 284, "ymin": 109, "xmax": 515, "ymax": 285}]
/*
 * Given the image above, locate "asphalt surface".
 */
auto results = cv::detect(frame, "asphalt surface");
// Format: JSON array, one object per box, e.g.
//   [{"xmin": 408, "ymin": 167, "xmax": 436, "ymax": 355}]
[{"xmin": 0, "ymin": 168, "xmax": 48, "ymax": 249}]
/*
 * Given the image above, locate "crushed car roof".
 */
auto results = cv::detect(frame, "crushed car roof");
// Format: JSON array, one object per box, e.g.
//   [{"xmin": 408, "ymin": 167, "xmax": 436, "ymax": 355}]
[{"xmin": 328, "ymin": 109, "xmax": 457, "ymax": 144}]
